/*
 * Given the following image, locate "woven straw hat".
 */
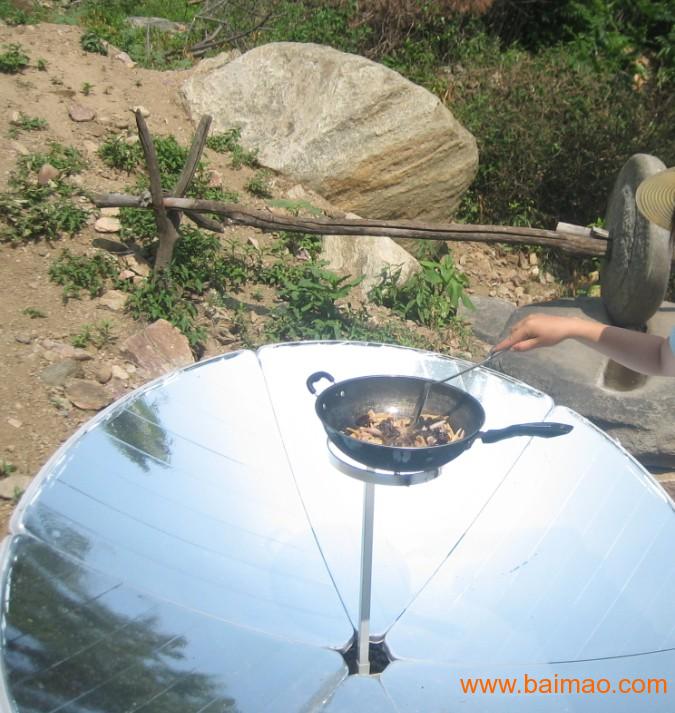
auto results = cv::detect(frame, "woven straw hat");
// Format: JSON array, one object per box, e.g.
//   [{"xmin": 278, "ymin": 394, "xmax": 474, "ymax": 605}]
[{"xmin": 635, "ymin": 166, "xmax": 675, "ymax": 231}]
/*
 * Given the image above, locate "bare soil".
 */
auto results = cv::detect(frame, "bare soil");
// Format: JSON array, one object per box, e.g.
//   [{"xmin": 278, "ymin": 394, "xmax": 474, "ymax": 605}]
[{"xmin": 0, "ymin": 23, "xmax": 565, "ymax": 534}]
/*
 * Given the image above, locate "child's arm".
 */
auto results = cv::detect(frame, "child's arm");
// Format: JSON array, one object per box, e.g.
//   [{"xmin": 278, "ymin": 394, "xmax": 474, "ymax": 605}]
[{"xmin": 494, "ymin": 315, "xmax": 675, "ymax": 377}]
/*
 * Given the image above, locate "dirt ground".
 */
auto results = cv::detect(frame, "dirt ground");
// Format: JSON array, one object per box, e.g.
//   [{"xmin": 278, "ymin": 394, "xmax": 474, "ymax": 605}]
[{"xmin": 0, "ymin": 23, "xmax": 615, "ymax": 535}]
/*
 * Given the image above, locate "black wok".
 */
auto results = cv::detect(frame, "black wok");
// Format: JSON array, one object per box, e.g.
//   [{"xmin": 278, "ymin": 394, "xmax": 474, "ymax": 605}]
[{"xmin": 307, "ymin": 371, "xmax": 572, "ymax": 472}]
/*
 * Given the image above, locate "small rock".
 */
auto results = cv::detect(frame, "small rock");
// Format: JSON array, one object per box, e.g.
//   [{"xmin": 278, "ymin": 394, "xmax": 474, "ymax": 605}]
[
  {"xmin": 40, "ymin": 358, "xmax": 85, "ymax": 387},
  {"xmin": 125, "ymin": 135, "xmax": 139, "ymax": 145},
  {"xmin": 41, "ymin": 340, "xmax": 92, "ymax": 361},
  {"xmin": 518, "ymin": 252, "xmax": 529, "ymax": 270},
  {"xmin": 65, "ymin": 379, "xmax": 113, "ymax": 411},
  {"xmin": 132, "ymin": 105, "xmax": 150, "ymax": 118},
  {"xmin": 121, "ymin": 319, "xmax": 194, "ymax": 379},
  {"xmin": 0, "ymin": 475, "xmax": 32, "ymax": 501},
  {"xmin": 247, "ymin": 237, "xmax": 260, "ymax": 250},
  {"xmin": 114, "ymin": 117, "xmax": 129, "ymax": 130},
  {"xmin": 94, "ymin": 216, "xmax": 121, "ymax": 233},
  {"xmin": 37, "ymin": 163, "xmax": 60, "ymax": 186},
  {"xmin": 98, "ymin": 289, "xmax": 127, "ymax": 312},
  {"xmin": 545, "ymin": 272, "xmax": 555, "ymax": 284},
  {"xmin": 124, "ymin": 363, "xmax": 136, "ymax": 374},
  {"xmin": 529, "ymin": 252, "xmax": 539, "ymax": 266},
  {"xmin": 111, "ymin": 365, "xmax": 129, "ymax": 380},
  {"xmin": 94, "ymin": 363, "xmax": 113, "ymax": 384},
  {"xmin": 10, "ymin": 141, "xmax": 29, "ymax": 156},
  {"xmin": 10, "ymin": 110, "xmax": 21, "ymax": 124},
  {"xmin": 530, "ymin": 266, "xmax": 540, "ymax": 279},
  {"xmin": 207, "ymin": 169, "xmax": 223, "ymax": 187},
  {"xmin": 118, "ymin": 269, "xmax": 135, "ymax": 281},
  {"xmin": 15, "ymin": 335, "xmax": 33, "ymax": 345},
  {"xmin": 100, "ymin": 206, "xmax": 120, "ymax": 217},
  {"xmin": 122, "ymin": 254, "xmax": 151, "ymax": 277},
  {"xmin": 114, "ymin": 51, "xmax": 136, "ymax": 69},
  {"xmin": 68, "ymin": 103, "xmax": 96, "ymax": 122},
  {"xmin": 7, "ymin": 418, "xmax": 22, "ymax": 429}
]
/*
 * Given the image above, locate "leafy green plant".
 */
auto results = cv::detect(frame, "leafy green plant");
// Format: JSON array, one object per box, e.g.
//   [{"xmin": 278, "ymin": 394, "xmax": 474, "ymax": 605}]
[
  {"xmin": 0, "ymin": 43, "xmax": 29, "ymax": 73},
  {"xmin": 206, "ymin": 129, "xmax": 258, "ymax": 168},
  {"xmin": 273, "ymin": 230, "xmax": 322, "ymax": 260},
  {"xmin": 245, "ymin": 170, "xmax": 273, "ymax": 198},
  {"xmin": 81, "ymin": 81, "xmax": 94, "ymax": 95},
  {"xmin": 80, "ymin": 31, "xmax": 107, "ymax": 55},
  {"xmin": 49, "ymin": 250, "xmax": 119, "ymax": 299},
  {"xmin": 23, "ymin": 307, "xmax": 47, "ymax": 319},
  {"xmin": 36, "ymin": 58, "xmax": 48, "ymax": 71},
  {"xmin": 98, "ymin": 135, "xmax": 143, "ymax": 172},
  {"xmin": 267, "ymin": 261, "xmax": 363, "ymax": 340},
  {"xmin": 71, "ymin": 319, "xmax": 117, "ymax": 349},
  {"xmin": 0, "ymin": 460, "xmax": 16, "ymax": 477},
  {"xmin": 18, "ymin": 142, "xmax": 87, "ymax": 176},
  {"xmin": 370, "ymin": 255, "xmax": 473, "ymax": 329},
  {"xmin": 120, "ymin": 207, "xmax": 157, "ymax": 243},
  {"xmin": 0, "ymin": 188, "xmax": 88, "ymax": 243},
  {"xmin": 126, "ymin": 270, "xmax": 205, "ymax": 347},
  {"xmin": 9, "ymin": 113, "xmax": 48, "ymax": 133}
]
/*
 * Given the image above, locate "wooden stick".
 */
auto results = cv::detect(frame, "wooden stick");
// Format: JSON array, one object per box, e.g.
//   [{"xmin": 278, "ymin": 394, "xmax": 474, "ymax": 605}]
[
  {"xmin": 93, "ymin": 192, "xmax": 609, "ymax": 258},
  {"xmin": 174, "ymin": 115, "xmax": 212, "ymax": 197},
  {"xmin": 134, "ymin": 111, "xmax": 179, "ymax": 272}
]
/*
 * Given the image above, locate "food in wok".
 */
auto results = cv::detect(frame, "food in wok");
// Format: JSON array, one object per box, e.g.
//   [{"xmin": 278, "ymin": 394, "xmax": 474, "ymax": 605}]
[{"xmin": 344, "ymin": 409, "xmax": 465, "ymax": 447}]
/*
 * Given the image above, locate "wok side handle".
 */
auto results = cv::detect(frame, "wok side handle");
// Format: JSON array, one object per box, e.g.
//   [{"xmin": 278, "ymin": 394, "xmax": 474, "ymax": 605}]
[
  {"xmin": 480, "ymin": 422, "xmax": 573, "ymax": 443},
  {"xmin": 306, "ymin": 371, "xmax": 335, "ymax": 395}
]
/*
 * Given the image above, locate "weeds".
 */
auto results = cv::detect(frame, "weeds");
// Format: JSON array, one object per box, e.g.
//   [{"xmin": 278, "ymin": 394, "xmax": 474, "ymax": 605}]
[
  {"xmin": 49, "ymin": 250, "xmax": 119, "ymax": 299},
  {"xmin": 81, "ymin": 81, "xmax": 94, "ymax": 95},
  {"xmin": 99, "ymin": 134, "xmax": 143, "ymax": 172},
  {"xmin": 36, "ymin": 58, "xmax": 48, "ymax": 71},
  {"xmin": 0, "ymin": 460, "xmax": 16, "ymax": 477},
  {"xmin": 0, "ymin": 44, "xmax": 29, "ymax": 73},
  {"xmin": 370, "ymin": 255, "xmax": 472, "ymax": 329},
  {"xmin": 80, "ymin": 31, "xmax": 107, "ymax": 55},
  {"xmin": 245, "ymin": 170, "xmax": 273, "ymax": 198},
  {"xmin": 18, "ymin": 142, "xmax": 87, "ymax": 176},
  {"xmin": 22, "ymin": 307, "xmax": 47, "ymax": 319},
  {"xmin": 273, "ymin": 231, "xmax": 322, "ymax": 260},
  {"xmin": 71, "ymin": 320, "xmax": 117, "ymax": 349},
  {"xmin": 9, "ymin": 113, "xmax": 48, "ymax": 134}
]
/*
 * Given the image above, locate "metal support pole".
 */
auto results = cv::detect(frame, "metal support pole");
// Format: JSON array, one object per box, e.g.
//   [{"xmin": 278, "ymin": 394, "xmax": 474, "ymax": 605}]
[{"xmin": 357, "ymin": 481, "xmax": 375, "ymax": 675}]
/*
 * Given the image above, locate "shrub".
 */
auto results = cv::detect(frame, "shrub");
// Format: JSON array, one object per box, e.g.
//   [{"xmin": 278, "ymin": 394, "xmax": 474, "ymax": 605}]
[
  {"xmin": 80, "ymin": 31, "xmax": 107, "ymax": 55},
  {"xmin": 98, "ymin": 135, "xmax": 143, "ymax": 172},
  {"xmin": 0, "ymin": 43, "xmax": 29, "ymax": 73},
  {"xmin": 370, "ymin": 254, "xmax": 472, "ymax": 328},
  {"xmin": 49, "ymin": 250, "xmax": 119, "ymax": 299}
]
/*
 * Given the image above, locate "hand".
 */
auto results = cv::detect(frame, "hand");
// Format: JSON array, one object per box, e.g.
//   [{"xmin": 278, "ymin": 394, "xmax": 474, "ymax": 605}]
[{"xmin": 494, "ymin": 314, "xmax": 578, "ymax": 353}]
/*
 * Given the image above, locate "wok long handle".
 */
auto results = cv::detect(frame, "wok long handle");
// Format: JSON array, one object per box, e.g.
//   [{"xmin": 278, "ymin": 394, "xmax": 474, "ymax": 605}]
[
  {"xmin": 306, "ymin": 371, "xmax": 336, "ymax": 395},
  {"xmin": 480, "ymin": 422, "xmax": 573, "ymax": 443}
]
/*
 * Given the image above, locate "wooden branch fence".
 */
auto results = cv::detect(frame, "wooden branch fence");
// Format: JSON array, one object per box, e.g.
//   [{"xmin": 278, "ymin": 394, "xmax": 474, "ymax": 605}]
[{"xmin": 94, "ymin": 111, "xmax": 653, "ymax": 275}]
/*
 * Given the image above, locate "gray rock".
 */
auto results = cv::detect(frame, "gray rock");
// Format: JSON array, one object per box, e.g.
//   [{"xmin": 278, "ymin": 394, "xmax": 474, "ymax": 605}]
[
  {"xmin": 65, "ymin": 379, "xmax": 113, "ymax": 411},
  {"xmin": 0, "ymin": 474, "xmax": 32, "ymax": 501},
  {"xmin": 41, "ymin": 339, "xmax": 92, "ymax": 361},
  {"xmin": 94, "ymin": 216, "xmax": 121, "ymax": 233},
  {"xmin": 182, "ymin": 43, "xmax": 478, "ymax": 222},
  {"xmin": 457, "ymin": 295, "xmax": 516, "ymax": 345},
  {"xmin": 495, "ymin": 297, "xmax": 675, "ymax": 468},
  {"xmin": 98, "ymin": 290, "xmax": 127, "ymax": 312},
  {"xmin": 601, "ymin": 154, "xmax": 671, "ymax": 328},
  {"xmin": 121, "ymin": 319, "xmax": 194, "ymax": 379},
  {"xmin": 68, "ymin": 103, "xmax": 96, "ymax": 122},
  {"xmin": 126, "ymin": 16, "xmax": 186, "ymax": 33},
  {"xmin": 321, "ymin": 212, "xmax": 420, "ymax": 299},
  {"xmin": 40, "ymin": 359, "xmax": 84, "ymax": 387},
  {"xmin": 94, "ymin": 363, "xmax": 113, "ymax": 384},
  {"xmin": 37, "ymin": 163, "xmax": 60, "ymax": 186}
]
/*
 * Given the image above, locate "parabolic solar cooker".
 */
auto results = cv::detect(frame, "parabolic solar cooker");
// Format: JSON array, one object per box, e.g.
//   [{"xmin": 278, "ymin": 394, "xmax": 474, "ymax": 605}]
[{"xmin": 1, "ymin": 342, "xmax": 673, "ymax": 712}]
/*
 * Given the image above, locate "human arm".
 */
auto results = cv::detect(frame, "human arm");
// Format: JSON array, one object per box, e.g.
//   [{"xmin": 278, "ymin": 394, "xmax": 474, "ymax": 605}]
[{"xmin": 493, "ymin": 314, "xmax": 675, "ymax": 377}]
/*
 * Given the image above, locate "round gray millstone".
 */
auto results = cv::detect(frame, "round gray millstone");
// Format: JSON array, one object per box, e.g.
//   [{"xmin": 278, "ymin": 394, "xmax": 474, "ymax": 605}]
[{"xmin": 601, "ymin": 153, "xmax": 672, "ymax": 328}]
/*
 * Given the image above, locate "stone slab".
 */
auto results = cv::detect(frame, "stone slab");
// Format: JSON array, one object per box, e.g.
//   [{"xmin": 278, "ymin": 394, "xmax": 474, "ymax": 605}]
[{"xmin": 495, "ymin": 297, "xmax": 675, "ymax": 468}]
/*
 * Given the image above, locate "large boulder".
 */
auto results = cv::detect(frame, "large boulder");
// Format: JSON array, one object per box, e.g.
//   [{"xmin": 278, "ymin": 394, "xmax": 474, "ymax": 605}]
[{"xmin": 182, "ymin": 43, "xmax": 478, "ymax": 223}]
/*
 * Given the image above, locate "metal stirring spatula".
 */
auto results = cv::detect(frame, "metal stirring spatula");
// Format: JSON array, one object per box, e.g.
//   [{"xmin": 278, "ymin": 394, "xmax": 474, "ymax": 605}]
[{"xmin": 409, "ymin": 348, "xmax": 509, "ymax": 429}]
